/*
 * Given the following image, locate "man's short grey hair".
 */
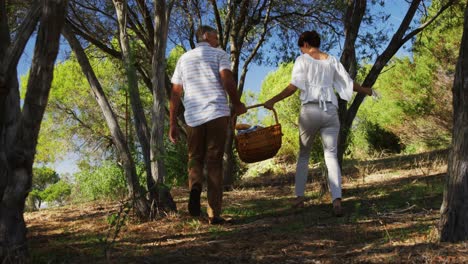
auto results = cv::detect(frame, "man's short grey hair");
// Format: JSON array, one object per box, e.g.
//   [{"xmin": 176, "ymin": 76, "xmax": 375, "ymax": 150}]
[{"xmin": 196, "ymin": 26, "xmax": 217, "ymax": 43}]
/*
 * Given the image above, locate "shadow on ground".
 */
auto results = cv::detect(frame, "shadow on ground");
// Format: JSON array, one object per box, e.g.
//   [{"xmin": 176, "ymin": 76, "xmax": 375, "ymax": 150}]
[{"xmin": 26, "ymin": 149, "xmax": 468, "ymax": 264}]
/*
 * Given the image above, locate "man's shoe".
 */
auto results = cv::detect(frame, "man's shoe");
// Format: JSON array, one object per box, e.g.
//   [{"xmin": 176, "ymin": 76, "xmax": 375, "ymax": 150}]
[
  {"xmin": 208, "ymin": 216, "xmax": 226, "ymax": 225},
  {"xmin": 188, "ymin": 188, "xmax": 201, "ymax": 216}
]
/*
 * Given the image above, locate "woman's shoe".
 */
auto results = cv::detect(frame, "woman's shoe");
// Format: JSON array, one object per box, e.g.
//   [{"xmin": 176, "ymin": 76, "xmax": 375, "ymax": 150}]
[
  {"xmin": 333, "ymin": 198, "xmax": 343, "ymax": 217},
  {"xmin": 292, "ymin": 196, "xmax": 306, "ymax": 208}
]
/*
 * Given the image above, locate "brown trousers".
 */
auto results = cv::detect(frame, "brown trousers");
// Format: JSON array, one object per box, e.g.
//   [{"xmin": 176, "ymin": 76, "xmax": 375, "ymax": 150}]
[{"xmin": 187, "ymin": 116, "xmax": 228, "ymax": 218}]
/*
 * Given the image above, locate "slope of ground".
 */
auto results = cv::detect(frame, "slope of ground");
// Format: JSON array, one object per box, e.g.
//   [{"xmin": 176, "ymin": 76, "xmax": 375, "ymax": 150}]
[{"xmin": 25, "ymin": 150, "xmax": 468, "ymax": 263}]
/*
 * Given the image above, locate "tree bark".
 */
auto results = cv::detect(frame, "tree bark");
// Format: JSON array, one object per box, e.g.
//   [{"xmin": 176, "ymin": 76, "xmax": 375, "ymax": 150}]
[
  {"xmin": 62, "ymin": 24, "xmax": 150, "ymax": 220},
  {"xmin": 151, "ymin": 0, "xmax": 176, "ymax": 212},
  {"xmin": 0, "ymin": 1, "xmax": 41, "ymax": 142},
  {"xmin": 112, "ymin": 0, "xmax": 156, "ymax": 203},
  {"xmin": 0, "ymin": 0, "xmax": 67, "ymax": 261},
  {"xmin": 439, "ymin": 1, "xmax": 468, "ymax": 242},
  {"xmin": 223, "ymin": 0, "xmax": 250, "ymax": 189},
  {"xmin": 221, "ymin": 0, "xmax": 271, "ymax": 189},
  {"xmin": 0, "ymin": 0, "xmax": 10, "ymax": 202},
  {"xmin": 337, "ymin": 0, "xmax": 366, "ymax": 166}
]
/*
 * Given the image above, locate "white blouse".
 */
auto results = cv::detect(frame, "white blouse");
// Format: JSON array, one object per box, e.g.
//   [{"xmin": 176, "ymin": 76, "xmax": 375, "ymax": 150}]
[{"xmin": 290, "ymin": 54, "xmax": 354, "ymax": 111}]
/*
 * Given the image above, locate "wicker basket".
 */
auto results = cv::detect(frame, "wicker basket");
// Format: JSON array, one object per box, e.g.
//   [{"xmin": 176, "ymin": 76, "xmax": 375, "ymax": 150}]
[{"xmin": 235, "ymin": 104, "xmax": 282, "ymax": 163}]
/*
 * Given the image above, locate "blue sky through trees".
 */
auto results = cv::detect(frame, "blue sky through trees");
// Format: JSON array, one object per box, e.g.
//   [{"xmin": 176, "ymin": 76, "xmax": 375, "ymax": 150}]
[{"xmin": 17, "ymin": 0, "xmax": 413, "ymax": 175}]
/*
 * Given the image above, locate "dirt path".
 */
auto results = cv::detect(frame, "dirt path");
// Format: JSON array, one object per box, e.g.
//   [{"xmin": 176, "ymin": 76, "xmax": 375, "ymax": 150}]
[{"xmin": 25, "ymin": 152, "xmax": 468, "ymax": 263}]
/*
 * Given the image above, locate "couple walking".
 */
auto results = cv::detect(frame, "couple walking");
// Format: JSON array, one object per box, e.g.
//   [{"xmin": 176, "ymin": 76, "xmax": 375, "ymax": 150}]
[{"xmin": 169, "ymin": 26, "xmax": 375, "ymax": 223}]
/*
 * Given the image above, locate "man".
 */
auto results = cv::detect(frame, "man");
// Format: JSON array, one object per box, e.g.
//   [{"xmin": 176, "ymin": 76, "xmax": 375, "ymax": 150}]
[{"xmin": 169, "ymin": 25, "xmax": 247, "ymax": 225}]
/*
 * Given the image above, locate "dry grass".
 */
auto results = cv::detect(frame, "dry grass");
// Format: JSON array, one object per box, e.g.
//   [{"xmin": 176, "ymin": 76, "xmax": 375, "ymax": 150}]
[{"xmin": 25, "ymin": 150, "xmax": 468, "ymax": 263}]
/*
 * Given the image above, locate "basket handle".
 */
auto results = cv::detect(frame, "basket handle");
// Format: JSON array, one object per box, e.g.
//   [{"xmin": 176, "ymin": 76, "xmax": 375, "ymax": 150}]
[{"xmin": 234, "ymin": 103, "xmax": 280, "ymax": 125}]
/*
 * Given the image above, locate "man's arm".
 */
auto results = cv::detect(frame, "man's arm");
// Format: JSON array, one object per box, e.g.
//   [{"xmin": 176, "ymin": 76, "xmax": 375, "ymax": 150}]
[
  {"xmin": 169, "ymin": 83, "xmax": 183, "ymax": 143},
  {"xmin": 219, "ymin": 69, "xmax": 246, "ymax": 115}
]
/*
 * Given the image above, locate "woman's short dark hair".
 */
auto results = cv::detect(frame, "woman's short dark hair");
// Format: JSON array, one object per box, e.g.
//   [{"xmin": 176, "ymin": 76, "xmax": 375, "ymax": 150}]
[
  {"xmin": 196, "ymin": 25, "xmax": 217, "ymax": 43},
  {"xmin": 297, "ymin": 31, "xmax": 321, "ymax": 48}
]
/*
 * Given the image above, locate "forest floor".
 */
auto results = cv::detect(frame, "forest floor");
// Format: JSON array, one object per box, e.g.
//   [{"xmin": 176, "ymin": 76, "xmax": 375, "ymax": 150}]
[{"xmin": 25, "ymin": 149, "xmax": 468, "ymax": 263}]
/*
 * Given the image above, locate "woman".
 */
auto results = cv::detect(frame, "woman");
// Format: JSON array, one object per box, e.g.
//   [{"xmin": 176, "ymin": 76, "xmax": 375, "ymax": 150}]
[{"xmin": 264, "ymin": 30, "xmax": 375, "ymax": 216}]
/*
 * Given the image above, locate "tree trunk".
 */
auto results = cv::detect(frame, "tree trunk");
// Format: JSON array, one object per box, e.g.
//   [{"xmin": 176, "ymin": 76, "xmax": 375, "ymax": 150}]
[
  {"xmin": 222, "ymin": 40, "xmax": 240, "ymax": 189},
  {"xmin": 151, "ymin": 0, "xmax": 176, "ymax": 212},
  {"xmin": 0, "ymin": 0, "xmax": 10, "ymax": 203},
  {"xmin": 222, "ymin": 129, "xmax": 236, "ymax": 190},
  {"xmin": 439, "ymin": 1, "xmax": 468, "ymax": 242},
  {"xmin": 222, "ymin": 3, "xmax": 248, "ymax": 188},
  {"xmin": 0, "ymin": 0, "xmax": 67, "ymax": 261},
  {"xmin": 62, "ymin": 24, "xmax": 150, "ymax": 220},
  {"xmin": 337, "ymin": 0, "xmax": 366, "ymax": 166},
  {"xmin": 112, "ymin": 0, "xmax": 156, "ymax": 202}
]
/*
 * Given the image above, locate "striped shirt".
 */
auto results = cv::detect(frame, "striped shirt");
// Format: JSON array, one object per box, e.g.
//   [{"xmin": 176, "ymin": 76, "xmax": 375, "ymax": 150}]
[{"xmin": 171, "ymin": 42, "xmax": 232, "ymax": 127}]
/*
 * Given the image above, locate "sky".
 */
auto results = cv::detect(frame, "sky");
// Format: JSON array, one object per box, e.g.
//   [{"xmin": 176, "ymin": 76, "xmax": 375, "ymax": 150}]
[
  {"xmin": 241, "ymin": 0, "xmax": 410, "ymax": 93},
  {"xmin": 16, "ymin": 0, "xmax": 413, "ymax": 175}
]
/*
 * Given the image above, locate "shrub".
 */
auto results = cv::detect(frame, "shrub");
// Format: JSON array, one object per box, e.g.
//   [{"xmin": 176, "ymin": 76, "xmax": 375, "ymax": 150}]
[
  {"xmin": 365, "ymin": 121, "xmax": 404, "ymax": 154},
  {"xmin": 73, "ymin": 161, "xmax": 127, "ymax": 201},
  {"xmin": 40, "ymin": 180, "xmax": 72, "ymax": 206}
]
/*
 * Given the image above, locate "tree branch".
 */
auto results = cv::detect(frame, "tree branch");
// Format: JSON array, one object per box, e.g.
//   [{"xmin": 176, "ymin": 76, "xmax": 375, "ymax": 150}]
[
  {"xmin": 66, "ymin": 17, "xmax": 122, "ymax": 59},
  {"xmin": 401, "ymin": 0, "xmax": 455, "ymax": 43},
  {"xmin": 346, "ymin": 0, "xmax": 455, "ymax": 128},
  {"xmin": 126, "ymin": 2, "xmax": 151, "ymax": 51},
  {"xmin": 136, "ymin": 0, "xmax": 154, "ymax": 46},
  {"xmin": 210, "ymin": 0, "xmax": 224, "ymax": 48},
  {"xmin": 71, "ymin": 0, "xmax": 116, "ymax": 22},
  {"xmin": 2, "ymin": 1, "xmax": 41, "ymax": 82},
  {"xmin": 238, "ymin": 0, "xmax": 273, "ymax": 95}
]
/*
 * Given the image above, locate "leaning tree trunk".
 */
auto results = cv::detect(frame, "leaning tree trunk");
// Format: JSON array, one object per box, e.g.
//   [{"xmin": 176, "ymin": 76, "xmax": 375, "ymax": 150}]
[
  {"xmin": 0, "ymin": 0, "xmax": 67, "ymax": 261},
  {"xmin": 439, "ymin": 1, "xmax": 468, "ymax": 242},
  {"xmin": 112, "ymin": 0, "xmax": 157, "ymax": 204},
  {"xmin": 150, "ymin": 0, "xmax": 177, "ymax": 212},
  {"xmin": 62, "ymin": 24, "xmax": 150, "ymax": 220}
]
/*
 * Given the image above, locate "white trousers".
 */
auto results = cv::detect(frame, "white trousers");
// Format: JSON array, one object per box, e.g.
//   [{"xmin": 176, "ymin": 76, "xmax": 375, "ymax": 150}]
[{"xmin": 295, "ymin": 103, "xmax": 342, "ymax": 200}]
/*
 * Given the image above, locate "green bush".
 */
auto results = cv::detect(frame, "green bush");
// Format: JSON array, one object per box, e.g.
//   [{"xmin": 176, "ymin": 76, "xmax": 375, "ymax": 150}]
[
  {"xmin": 40, "ymin": 180, "xmax": 72, "ymax": 205},
  {"xmin": 163, "ymin": 140, "xmax": 188, "ymax": 187},
  {"xmin": 26, "ymin": 166, "xmax": 62, "ymax": 211},
  {"xmin": 73, "ymin": 161, "xmax": 128, "ymax": 201}
]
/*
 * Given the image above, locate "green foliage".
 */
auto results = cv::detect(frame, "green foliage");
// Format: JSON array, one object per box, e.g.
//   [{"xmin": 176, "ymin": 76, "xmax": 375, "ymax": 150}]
[
  {"xmin": 166, "ymin": 45, "xmax": 185, "ymax": 77},
  {"xmin": 258, "ymin": 63, "xmax": 300, "ymax": 159},
  {"xmin": 32, "ymin": 166, "xmax": 60, "ymax": 191},
  {"xmin": 25, "ymin": 46, "xmax": 152, "ymax": 165},
  {"xmin": 350, "ymin": 1, "xmax": 462, "ymax": 157},
  {"xmin": 39, "ymin": 180, "xmax": 72, "ymax": 205},
  {"xmin": 26, "ymin": 167, "xmax": 72, "ymax": 211},
  {"xmin": 73, "ymin": 161, "xmax": 128, "ymax": 201},
  {"xmin": 237, "ymin": 91, "xmax": 261, "ymax": 125},
  {"xmin": 162, "ymin": 140, "xmax": 188, "ymax": 186}
]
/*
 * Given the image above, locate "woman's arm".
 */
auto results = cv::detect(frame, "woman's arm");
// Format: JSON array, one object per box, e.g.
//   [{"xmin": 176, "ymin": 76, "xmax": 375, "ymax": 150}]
[{"xmin": 264, "ymin": 84, "xmax": 298, "ymax": 109}]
